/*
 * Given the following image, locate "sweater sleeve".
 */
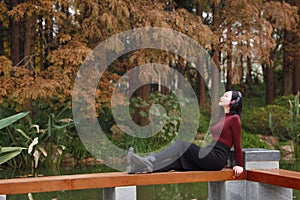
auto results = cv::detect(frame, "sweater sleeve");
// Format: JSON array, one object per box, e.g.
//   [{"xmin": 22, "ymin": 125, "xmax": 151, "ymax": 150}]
[{"xmin": 231, "ymin": 116, "xmax": 243, "ymax": 167}]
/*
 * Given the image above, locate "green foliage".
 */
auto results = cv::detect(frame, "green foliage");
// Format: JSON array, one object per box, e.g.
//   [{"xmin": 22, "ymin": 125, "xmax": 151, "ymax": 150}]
[
  {"xmin": 0, "ymin": 111, "xmax": 30, "ymax": 130},
  {"xmin": 147, "ymin": 92, "xmax": 182, "ymax": 141},
  {"xmin": 65, "ymin": 137, "xmax": 91, "ymax": 160},
  {"xmin": 288, "ymin": 94, "xmax": 300, "ymax": 158},
  {"xmin": 243, "ymin": 83, "xmax": 266, "ymax": 103},
  {"xmin": 242, "ymin": 96, "xmax": 266, "ymax": 108},
  {"xmin": 242, "ymin": 105, "xmax": 290, "ymax": 140},
  {"xmin": 109, "ymin": 91, "xmax": 194, "ymax": 153},
  {"xmin": 242, "ymin": 93, "xmax": 300, "ymax": 160},
  {"xmin": 0, "ymin": 147, "xmax": 26, "ymax": 166},
  {"xmin": 242, "ymin": 131, "xmax": 269, "ymax": 149},
  {"xmin": 0, "ymin": 110, "xmax": 74, "ymax": 168},
  {"xmin": 274, "ymin": 95, "xmax": 296, "ymax": 109},
  {"xmin": 198, "ymin": 112, "xmax": 210, "ymax": 134},
  {"xmin": 0, "ymin": 112, "xmax": 29, "ymax": 166}
]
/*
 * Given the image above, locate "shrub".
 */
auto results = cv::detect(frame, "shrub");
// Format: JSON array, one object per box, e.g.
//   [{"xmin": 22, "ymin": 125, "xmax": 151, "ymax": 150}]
[
  {"xmin": 242, "ymin": 131, "xmax": 269, "ymax": 149},
  {"xmin": 198, "ymin": 112, "xmax": 210, "ymax": 134},
  {"xmin": 274, "ymin": 95, "xmax": 296, "ymax": 109},
  {"xmin": 0, "ymin": 111, "xmax": 74, "ymax": 168},
  {"xmin": 242, "ymin": 105, "xmax": 290, "ymax": 140}
]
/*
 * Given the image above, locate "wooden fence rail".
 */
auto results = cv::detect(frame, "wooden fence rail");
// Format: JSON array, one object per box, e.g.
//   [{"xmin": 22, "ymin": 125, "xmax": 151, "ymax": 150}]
[
  {"xmin": 0, "ymin": 169, "xmax": 245, "ymax": 195},
  {"xmin": 1, "ymin": 149, "xmax": 300, "ymax": 200},
  {"xmin": 247, "ymin": 169, "xmax": 300, "ymax": 190},
  {"xmin": 0, "ymin": 168, "xmax": 300, "ymax": 195}
]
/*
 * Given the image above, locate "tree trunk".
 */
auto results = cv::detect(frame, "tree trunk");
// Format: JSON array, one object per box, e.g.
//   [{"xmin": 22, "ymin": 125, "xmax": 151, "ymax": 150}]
[
  {"xmin": 23, "ymin": 13, "xmax": 37, "ymax": 69},
  {"xmin": 177, "ymin": 61, "xmax": 185, "ymax": 91},
  {"xmin": 196, "ymin": 0, "xmax": 203, "ymax": 21},
  {"xmin": 294, "ymin": 43, "xmax": 300, "ymax": 94},
  {"xmin": 282, "ymin": 30, "xmax": 294, "ymax": 96},
  {"xmin": 211, "ymin": 2, "xmax": 221, "ymax": 111},
  {"xmin": 132, "ymin": 67, "xmax": 150, "ymax": 127},
  {"xmin": 226, "ymin": 54, "xmax": 232, "ymax": 91},
  {"xmin": 0, "ymin": 21, "xmax": 4, "ymax": 55},
  {"xmin": 197, "ymin": 61, "xmax": 206, "ymax": 106},
  {"xmin": 10, "ymin": 0, "xmax": 21, "ymax": 66},
  {"xmin": 43, "ymin": 18, "xmax": 54, "ymax": 69},
  {"xmin": 266, "ymin": 66, "xmax": 274, "ymax": 104},
  {"xmin": 266, "ymin": 52, "xmax": 275, "ymax": 104},
  {"xmin": 37, "ymin": 16, "xmax": 43, "ymax": 71},
  {"xmin": 226, "ymin": 23, "xmax": 232, "ymax": 91},
  {"xmin": 246, "ymin": 42, "xmax": 252, "ymax": 85},
  {"xmin": 196, "ymin": 0, "xmax": 206, "ymax": 106},
  {"xmin": 292, "ymin": 0, "xmax": 300, "ymax": 94},
  {"xmin": 133, "ymin": 85, "xmax": 150, "ymax": 126}
]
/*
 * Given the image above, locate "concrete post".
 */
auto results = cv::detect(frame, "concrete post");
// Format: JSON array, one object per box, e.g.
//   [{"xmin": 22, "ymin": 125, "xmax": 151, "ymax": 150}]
[
  {"xmin": 208, "ymin": 148, "xmax": 293, "ymax": 200},
  {"xmin": 103, "ymin": 186, "xmax": 136, "ymax": 200}
]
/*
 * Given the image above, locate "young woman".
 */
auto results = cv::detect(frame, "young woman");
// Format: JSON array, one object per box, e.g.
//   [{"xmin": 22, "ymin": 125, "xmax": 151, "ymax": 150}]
[{"xmin": 127, "ymin": 90, "xmax": 244, "ymax": 177}]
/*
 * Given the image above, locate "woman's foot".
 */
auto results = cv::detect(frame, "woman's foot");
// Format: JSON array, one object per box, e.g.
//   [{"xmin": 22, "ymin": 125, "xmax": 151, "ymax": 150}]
[
  {"xmin": 131, "ymin": 154, "xmax": 154, "ymax": 173},
  {"xmin": 127, "ymin": 147, "xmax": 156, "ymax": 174}
]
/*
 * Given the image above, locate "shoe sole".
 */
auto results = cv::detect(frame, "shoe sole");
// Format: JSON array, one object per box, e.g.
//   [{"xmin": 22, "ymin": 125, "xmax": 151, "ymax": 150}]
[{"xmin": 131, "ymin": 154, "xmax": 153, "ymax": 169}]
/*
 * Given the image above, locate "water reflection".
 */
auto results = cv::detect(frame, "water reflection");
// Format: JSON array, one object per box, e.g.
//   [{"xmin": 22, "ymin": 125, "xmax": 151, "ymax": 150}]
[{"xmin": 138, "ymin": 183, "xmax": 207, "ymax": 200}]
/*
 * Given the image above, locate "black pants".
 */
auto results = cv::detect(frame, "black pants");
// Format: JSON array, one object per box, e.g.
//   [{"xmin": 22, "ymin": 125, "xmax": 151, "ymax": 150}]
[{"xmin": 153, "ymin": 140, "xmax": 230, "ymax": 172}]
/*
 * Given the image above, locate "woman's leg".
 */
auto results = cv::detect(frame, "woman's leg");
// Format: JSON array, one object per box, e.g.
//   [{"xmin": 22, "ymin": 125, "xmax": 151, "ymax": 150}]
[
  {"xmin": 151, "ymin": 140, "xmax": 193, "ymax": 171},
  {"xmin": 128, "ymin": 140, "xmax": 196, "ymax": 173},
  {"xmin": 152, "ymin": 157, "xmax": 185, "ymax": 172}
]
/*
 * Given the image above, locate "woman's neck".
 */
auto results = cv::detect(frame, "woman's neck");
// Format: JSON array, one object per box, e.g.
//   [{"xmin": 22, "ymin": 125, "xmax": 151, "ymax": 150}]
[{"xmin": 223, "ymin": 106, "xmax": 230, "ymax": 114}]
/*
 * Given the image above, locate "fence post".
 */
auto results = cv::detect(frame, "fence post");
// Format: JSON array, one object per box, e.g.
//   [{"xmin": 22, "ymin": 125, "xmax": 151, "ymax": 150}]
[
  {"xmin": 0, "ymin": 195, "xmax": 6, "ymax": 200},
  {"xmin": 103, "ymin": 186, "xmax": 136, "ymax": 200},
  {"xmin": 208, "ymin": 148, "xmax": 293, "ymax": 200}
]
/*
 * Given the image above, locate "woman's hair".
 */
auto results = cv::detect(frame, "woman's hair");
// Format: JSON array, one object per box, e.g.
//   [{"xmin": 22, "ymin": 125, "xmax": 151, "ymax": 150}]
[{"xmin": 229, "ymin": 90, "xmax": 243, "ymax": 117}]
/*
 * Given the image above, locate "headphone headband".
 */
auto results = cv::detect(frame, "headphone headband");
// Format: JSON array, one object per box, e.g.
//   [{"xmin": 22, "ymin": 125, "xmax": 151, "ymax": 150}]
[{"xmin": 230, "ymin": 91, "xmax": 242, "ymax": 108}]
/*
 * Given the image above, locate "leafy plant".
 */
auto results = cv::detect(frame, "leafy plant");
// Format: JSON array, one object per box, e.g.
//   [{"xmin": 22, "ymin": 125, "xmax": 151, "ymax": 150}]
[
  {"xmin": 267, "ymin": 94, "xmax": 300, "ymax": 157},
  {"xmin": 288, "ymin": 93, "xmax": 300, "ymax": 158},
  {"xmin": 242, "ymin": 131, "xmax": 269, "ymax": 149},
  {"xmin": 109, "ymin": 91, "xmax": 191, "ymax": 153},
  {"xmin": 0, "ymin": 109, "xmax": 74, "ymax": 168},
  {"xmin": 242, "ymin": 105, "xmax": 290, "ymax": 140},
  {"xmin": 0, "ymin": 112, "xmax": 30, "ymax": 130},
  {"xmin": 0, "ymin": 112, "xmax": 29, "ymax": 166},
  {"xmin": 15, "ymin": 112, "xmax": 74, "ymax": 168},
  {"xmin": 0, "ymin": 147, "xmax": 26, "ymax": 166}
]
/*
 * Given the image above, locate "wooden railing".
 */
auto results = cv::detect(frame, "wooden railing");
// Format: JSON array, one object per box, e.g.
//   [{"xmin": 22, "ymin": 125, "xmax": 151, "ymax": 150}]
[
  {"xmin": 247, "ymin": 169, "xmax": 300, "ymax": 190},
  {"xmin": 0, "ymin": 169, "xmax": 245, "ymax": 195},
  {"xmin": 1, "ymin": 149, "xmax": 299, "ymax": 200},
  {"xmin": 0, "ymin": 168, "xmax": 299, "ymax": 195}
]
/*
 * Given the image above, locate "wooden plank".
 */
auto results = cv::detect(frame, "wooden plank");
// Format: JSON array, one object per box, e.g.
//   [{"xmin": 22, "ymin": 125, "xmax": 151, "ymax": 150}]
[
  {"xmin": 0, "ymin": 169, "xmax": 244, "ymax": 195},
  {"xmin": 247, "ymin": 169, "xmax": 300, "ymax": 190}
]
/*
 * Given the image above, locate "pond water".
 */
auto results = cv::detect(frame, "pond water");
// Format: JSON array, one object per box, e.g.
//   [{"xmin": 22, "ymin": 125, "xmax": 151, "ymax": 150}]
[{"xmin": 1, "ymin": 159, "xmax": 300, "ymax": 200}]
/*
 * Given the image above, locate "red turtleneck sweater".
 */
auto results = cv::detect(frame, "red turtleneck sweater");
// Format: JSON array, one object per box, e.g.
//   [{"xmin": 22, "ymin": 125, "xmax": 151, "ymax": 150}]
[{"xmin": 210, "ymin": 113, "xmax": 243, "ymax": 167}]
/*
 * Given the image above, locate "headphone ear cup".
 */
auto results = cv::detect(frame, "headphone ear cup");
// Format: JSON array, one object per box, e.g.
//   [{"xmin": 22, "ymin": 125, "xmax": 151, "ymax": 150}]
[
  {"xmin": 230, "ymin": 97, "xmax": 240, "ymax": 108},
  {"xmin": 230, "ymin": 100, "xmax": 236, "ymax": 107},
  {"xmin": 236, "ymin": 97, "xmax": 241, "ymax": 105}
]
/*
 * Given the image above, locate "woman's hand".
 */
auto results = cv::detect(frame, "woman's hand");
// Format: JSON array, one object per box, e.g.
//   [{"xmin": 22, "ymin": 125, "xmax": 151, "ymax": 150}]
[{"xmin": 233, "ymin": 166, "xmax": 244, "ymax": 177}]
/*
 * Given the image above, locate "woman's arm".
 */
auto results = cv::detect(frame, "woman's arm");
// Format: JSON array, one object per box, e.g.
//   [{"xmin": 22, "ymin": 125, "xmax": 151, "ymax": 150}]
[{"xmin": 232, "ymin": 116, "xmax": 244, "ymax": 176}]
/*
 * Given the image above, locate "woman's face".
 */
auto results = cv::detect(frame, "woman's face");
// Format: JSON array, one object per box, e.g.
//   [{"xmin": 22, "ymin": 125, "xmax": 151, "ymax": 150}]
[{"xmin": 218, "ymin": 91, "xmax": 232, "ymax": 107}]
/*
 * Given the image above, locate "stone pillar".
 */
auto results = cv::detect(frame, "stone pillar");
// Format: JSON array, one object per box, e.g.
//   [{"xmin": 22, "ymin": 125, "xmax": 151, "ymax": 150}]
[
  {"xmin": 208, "ymin": 148, "xmax": 293, "ymax": 200},
  {"xmin": 103, "ymin": 186, "xmax": 136, "ymax": 200}
]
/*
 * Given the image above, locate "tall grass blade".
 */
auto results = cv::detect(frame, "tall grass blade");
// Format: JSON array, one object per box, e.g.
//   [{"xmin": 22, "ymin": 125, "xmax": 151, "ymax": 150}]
[
  {"xmin": 0, "ymin": 112, "xmax": 30, "ymax": 130},
  {"xmin": 0, "ymin": 147, "xmax": 25, "ymax": 165}
]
